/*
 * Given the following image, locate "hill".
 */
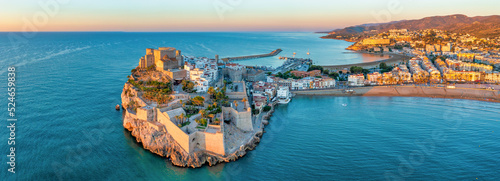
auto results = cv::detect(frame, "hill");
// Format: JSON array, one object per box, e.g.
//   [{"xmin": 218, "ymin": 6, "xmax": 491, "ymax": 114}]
[{"xmin": 322, "ymin": 14, "xmax": 500, "ymax": 39}]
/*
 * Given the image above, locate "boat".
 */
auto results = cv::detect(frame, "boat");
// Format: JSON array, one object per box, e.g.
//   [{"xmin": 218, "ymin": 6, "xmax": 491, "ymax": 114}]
[
  {"xmin": 277, "ymin": 98, "xmax": 291, "ymax": 104},
  {"xmin": 307, "ymin": 49, "xmax": 310, "ymax": 55},
  {"xmin": 276, "ymin": 86, "xmax": 292, "ymax": 104},
  {"xmin": 344, "ymin": 89, "xmax": 354, "ymax": 93}
]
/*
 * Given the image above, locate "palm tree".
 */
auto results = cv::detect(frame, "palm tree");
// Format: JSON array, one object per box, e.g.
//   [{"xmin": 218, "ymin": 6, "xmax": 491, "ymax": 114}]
[
  {"xmin": 241, "ymin": 98, "xmax": 247, "ymax": 108},
  {"xmin": 174, "ymin": 115, "xmax": 180, "ymax": 124},
  {"xmin": 208, "ymin": 87, "xmax": 215, "ymax": 98},
  {"xmin": 180, "ymin": 113, "xmax": 186, "ymax": 125},
  {"xmin": 233, "ymin": 100, "xmax": 238, "ymax": 108},
  {"xmin": 199, "ymin": 109, "xmax": 207, "ymax": 118},
  {"xmin": 208, "ymin": 114, "xmax": 215, "ymax": 122}
]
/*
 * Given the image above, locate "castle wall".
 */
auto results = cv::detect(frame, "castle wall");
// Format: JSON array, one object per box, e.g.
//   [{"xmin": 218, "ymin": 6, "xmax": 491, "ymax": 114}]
[
  {"xmin": 165, "ymin": 69, "xmax": 187, "ymax": 81},
  {"xmin": 137, "ymin": 107, "xmax": 154, "ymax": 122},
  {"xmin": 157, "ymin": 110, "xmax": 191, "ymax": 153},
  {"xmin": 164, "ymin": 59, "xmax": 180, "ymax": 70},
  {"xmin": 196, "ymin": 131, "xmax": 225, "ymax": 156},
  {"xmin": 223, "ymin": 106, "xmax": 253, "ymax": 132},
  {"xmin": 223, "ymin": 68, "xmax": 244, "ymax": 81},
  {"xmin": 145, "ymin": 54, "xmax": 154, "ymax": 68},
  {"xmin": 124, "ymin": 110, "xmax": 138, "ymax": 120},
  {"xmin": 139, "ymin": 58, "xmax": 146, "ymax": 69}
]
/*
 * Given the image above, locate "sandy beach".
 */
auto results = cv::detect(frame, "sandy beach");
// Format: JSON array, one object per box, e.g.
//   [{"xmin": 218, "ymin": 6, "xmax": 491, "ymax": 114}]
[
  {"xmin": 323, "ymin": 53, "xmax": 411, "ymax": 71},
  {"xmin": 293, "ymin": 86, "xmax": 500, "ymax": 103}
]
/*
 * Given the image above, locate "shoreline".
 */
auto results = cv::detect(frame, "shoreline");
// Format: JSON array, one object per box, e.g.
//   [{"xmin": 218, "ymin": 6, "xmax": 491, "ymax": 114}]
[
  {"xmin": 293, "ymin": 86, "xmax": 500, "ymax": 103},
  {"xmin": 121, "ymin": 81, "xmax": 276, "ymax": 168},
  {"xmin": 122, "ymin": 108, "xmax": 269, "ymax": 168},
  {"xmin": 319, "ymin": 36, "xmax": 411, "ymax": 69},
  {"xmin": 322, "ymin": 53, "xmax": 411, "ymax": 71}
]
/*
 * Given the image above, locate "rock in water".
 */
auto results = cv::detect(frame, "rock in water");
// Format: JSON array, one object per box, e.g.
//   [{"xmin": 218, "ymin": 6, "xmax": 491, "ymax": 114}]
[{"xmin": 115, "ymin": 104, "xmax": 120, "ymax": 110}]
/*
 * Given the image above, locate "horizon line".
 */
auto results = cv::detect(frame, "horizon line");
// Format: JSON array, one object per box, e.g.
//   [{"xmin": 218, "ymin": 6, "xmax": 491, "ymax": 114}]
[{"xmin": 0, "ymin": 31, "xmax": 325, "ymax": 33}]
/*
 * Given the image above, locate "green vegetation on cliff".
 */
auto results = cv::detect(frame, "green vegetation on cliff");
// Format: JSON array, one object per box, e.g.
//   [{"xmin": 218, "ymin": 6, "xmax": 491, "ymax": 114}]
[{"xmin": 128, "ymin": 79, "xmax": 172, "ymax": 104}]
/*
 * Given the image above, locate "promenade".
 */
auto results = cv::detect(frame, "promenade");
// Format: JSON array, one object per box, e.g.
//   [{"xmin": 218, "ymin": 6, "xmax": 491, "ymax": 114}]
[{"xmin": 293, "ymin": 85, "xmax": 500, "ymax": 103}]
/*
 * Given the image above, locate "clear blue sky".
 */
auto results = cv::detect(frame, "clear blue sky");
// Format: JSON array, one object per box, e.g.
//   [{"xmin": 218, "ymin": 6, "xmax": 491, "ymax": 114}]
[{"xmin": 1, "ymin": 0, "xmax": 499, "ymax": 32}]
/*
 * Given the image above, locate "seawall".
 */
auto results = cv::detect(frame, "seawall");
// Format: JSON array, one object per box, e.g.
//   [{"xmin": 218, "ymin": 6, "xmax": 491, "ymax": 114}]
[
  {"xmin": 121, "ymin": 84, "xmax": 268, "ymax": 168},
  {"xmin": 222, "ymin": 49, "xmax": 282, "ymax": 62},
  {"xmin": 293, "ymin": 86, "xmax": 500, "ymax": 103}
]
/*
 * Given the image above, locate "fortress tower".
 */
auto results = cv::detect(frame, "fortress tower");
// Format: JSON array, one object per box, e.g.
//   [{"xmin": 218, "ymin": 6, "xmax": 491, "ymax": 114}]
[{"xmin": 137, "ymin": 47, "xmax": 187, "ymax": 81}]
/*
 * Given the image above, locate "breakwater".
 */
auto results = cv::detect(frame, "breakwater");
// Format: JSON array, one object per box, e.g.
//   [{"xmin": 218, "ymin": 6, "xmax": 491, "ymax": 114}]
[
  {"xmin": 222, "ymin": 49, "xmax": 282, "ymax": 62},
  {"xmin": 293, "ymin": 86, "xmax": 500, "ymax": 103}
]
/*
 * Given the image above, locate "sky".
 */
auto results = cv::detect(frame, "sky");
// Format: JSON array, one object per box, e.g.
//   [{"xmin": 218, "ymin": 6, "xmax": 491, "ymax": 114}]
[{"xmin": 1, "ymin": 0, "xmax": 499, "ymax": 32}]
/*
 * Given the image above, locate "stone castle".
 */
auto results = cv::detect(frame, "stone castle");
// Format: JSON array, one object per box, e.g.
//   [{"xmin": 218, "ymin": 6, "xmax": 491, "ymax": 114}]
[
  {"xmin": 122, "ymin": 81, "xmax": 254, "ymax": 157},
  {"xmin": 138, "ymin": 47, "xmax": 186, "ymax": 81}
]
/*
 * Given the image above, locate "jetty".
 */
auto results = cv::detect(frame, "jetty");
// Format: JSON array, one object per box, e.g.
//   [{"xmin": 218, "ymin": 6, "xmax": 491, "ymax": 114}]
[{"xmin": 222, "ymin": 49, "xmax": 282, "ymax": 62}]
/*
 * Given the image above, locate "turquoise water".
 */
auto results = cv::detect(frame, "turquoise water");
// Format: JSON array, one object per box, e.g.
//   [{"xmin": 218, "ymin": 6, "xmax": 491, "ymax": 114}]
[{"xmin": 0, "ymin": 32, "xmax": 499, "ymax": 180}]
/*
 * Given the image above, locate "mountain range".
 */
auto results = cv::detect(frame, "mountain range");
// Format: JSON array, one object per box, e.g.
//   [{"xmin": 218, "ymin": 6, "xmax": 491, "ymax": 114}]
[{"xmin": 322, "ymin": 14, "xmax": 500, "ymax": 39}]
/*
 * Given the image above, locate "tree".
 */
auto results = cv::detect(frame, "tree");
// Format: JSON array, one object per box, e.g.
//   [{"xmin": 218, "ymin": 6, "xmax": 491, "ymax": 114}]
[
  {"xmin": 263, "ymin": 105, "xmax": 272, "ymax": 112},
  {"xmin": 308, "ymin": 65, "xmax": 324, "ymax": 72},
  {"xmin": 379, "ymin": 63, "xmax": 393, "ymax": 73},
  {"xmin": 233, "ymin": 100, "xmax": 239, "ymax": 108},
  {"xmin": 241, "ymin": 98, "xmax": 247, "ymax": 108},
  {"xmin": 181, "ymin": 80, "xmax": 196, "ymax": 93},
  {"xmin": 180, "ymin": 113, "xmax": 186, "ymax": 125},
  {"xmin": 350, "ymin": 66, "xmax": 363, "ymax": 74},
  {"xmin": 174, "ymin": 115, "xmax": 180, "ymax": 124},
  {"xmin": 199, "ymin": 109, "xmax": 207, "ymax": 118},
  {"xmin": 196, "ymin": 118, "xmax": 207, "ymax": 127},
  {"xmin": 147, "ymin": 65, "xmax": 156, "ymax": 71},
  {"xmin": 276, "ymin": 72, "xmax": 284, "ymax": 78},
  {"xmin": 207, "ymin": 87, "xmax": 216, "ymax": 98},
  {"xmin": 329, "ymin": 72, "xmax": 340, "ymax": 79},
  {"xmin": 192, "ymin": 96, "xmax": 205, "ymax": 106}
]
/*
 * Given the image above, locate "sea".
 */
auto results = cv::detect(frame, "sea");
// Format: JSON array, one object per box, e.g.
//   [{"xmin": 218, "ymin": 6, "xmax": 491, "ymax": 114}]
[{"xmin": 0, "ymin": 32, "xmax": 499, "ymax": 180}]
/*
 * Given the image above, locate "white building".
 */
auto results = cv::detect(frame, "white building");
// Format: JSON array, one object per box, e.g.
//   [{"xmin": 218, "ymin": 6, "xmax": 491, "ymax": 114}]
[
  {"xmin": 277, "ymin": 86, "xmax": 290, "ymax": 99},
  {"xmin": 183, "ymin": 57, "xmax": 219, "ymax": 92},
  {"xmin": 348, "ymin": 74, "xmax": 365, "ymax": 86},
  {"xmin": 291, "ymin": 79, "xmax": 310, "ymax": 90}
]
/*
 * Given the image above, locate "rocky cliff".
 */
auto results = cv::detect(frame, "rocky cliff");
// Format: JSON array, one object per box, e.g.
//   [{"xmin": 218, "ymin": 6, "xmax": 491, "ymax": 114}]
[{"xmin": 121, "ymin": 84, "xmax": 265, "ymax": 168}]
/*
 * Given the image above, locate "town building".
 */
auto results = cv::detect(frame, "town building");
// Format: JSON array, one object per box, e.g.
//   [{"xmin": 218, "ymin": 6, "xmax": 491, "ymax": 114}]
[
  {"xmin": 348, "ymin": 74, "xmax": 365, "ymax": 86},
  {"xmin": 362, "ymin": 38, "xmax": 391, "ymax": 45}
]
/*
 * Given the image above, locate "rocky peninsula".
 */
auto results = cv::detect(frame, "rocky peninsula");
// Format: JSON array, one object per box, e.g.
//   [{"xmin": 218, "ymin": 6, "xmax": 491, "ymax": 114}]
[{"xmin": 121, "ymin": 47, "xmax": 274, "ymax": 168}]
